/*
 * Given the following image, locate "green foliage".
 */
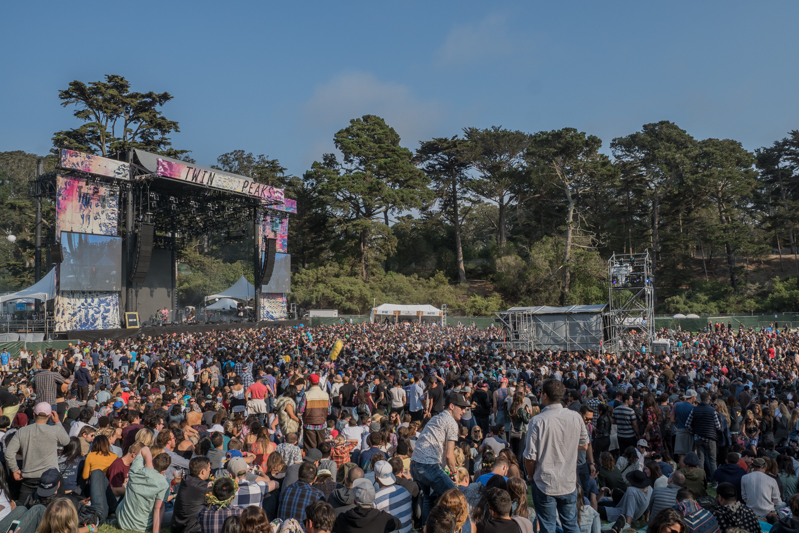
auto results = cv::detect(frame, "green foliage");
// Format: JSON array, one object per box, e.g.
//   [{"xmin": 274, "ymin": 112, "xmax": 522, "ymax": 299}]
[
  {"xmin": 52, "ymin": 74, "xmax": 190, "ymax": 158},
  {"xmin": 290, "ymin": 265, "xmax": 471, "ymax": 315},
  {"xmin": 0, "ymin": 152, "xmax": 56, "ymax": 291},
  {"xmin": 312, "ymin": 115, "xmax": 432, "ymax": 281},
  {"xmin": 463, "ymin": 293, "xmax": 504, "ymax": 316}
]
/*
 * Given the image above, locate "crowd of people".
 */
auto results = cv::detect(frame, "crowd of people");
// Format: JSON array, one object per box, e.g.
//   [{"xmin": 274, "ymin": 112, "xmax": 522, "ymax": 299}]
[{"xmin": 0, "ymin": 320, "xmax": 795, "ymax": 533}]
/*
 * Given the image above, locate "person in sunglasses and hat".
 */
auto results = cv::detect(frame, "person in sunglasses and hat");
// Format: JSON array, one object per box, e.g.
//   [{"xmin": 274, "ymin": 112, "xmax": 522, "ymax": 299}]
[{"xmin": 409, "ymin": 391, "xmax": 471, "ymax": 528}]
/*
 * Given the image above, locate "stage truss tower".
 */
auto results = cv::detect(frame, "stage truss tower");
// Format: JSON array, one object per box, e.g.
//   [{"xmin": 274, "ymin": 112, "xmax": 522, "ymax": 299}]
[{"xmin": 606, "ymin": 251, "xmax": 654, "ymax": 354}]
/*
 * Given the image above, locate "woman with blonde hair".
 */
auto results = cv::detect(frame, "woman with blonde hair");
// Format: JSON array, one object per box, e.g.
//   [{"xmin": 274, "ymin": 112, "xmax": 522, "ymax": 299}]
[
  {"xmin": 134, "ymin": 428, "xmax": 155, "ymax": 448},
  {"xmin": 455, "ymin": 467, "xmax": 471, "ymax": 488},
  {"xmin": 438, "ymin": 488, "xmax": 472, "ymax": 533},
  {"xmin": 35, "ymin": 498, "xmax": 79, "ymax": 533}
]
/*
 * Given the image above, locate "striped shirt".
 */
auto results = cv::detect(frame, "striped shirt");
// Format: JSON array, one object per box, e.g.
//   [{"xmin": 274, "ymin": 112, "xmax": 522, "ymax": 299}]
[
  {"xmin": 613, "ymin": 405, "xmax": 638, "ymax": 438},
  {"xmin": 375, "ymin": 484, "xmax": 412, "ymax": 533}
]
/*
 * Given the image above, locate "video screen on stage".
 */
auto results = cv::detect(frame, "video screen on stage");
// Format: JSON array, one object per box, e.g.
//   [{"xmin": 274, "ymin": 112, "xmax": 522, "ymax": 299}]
[
  {"xmin": 262, "ymin": 253, "xmax": 291, "ymax": 293},
  {"xmin": 60, "ymin": 232, "xmax": 123, "ymax": 291}
]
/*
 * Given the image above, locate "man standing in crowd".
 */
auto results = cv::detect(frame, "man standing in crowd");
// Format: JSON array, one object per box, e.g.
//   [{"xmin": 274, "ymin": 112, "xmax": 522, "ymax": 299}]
[
  {"xmin": 525, "ymin": 378, "xmax": 588, "ymax": 533},
  {"xmin": 298, "ymin": 374, "xmax": 331, "ymax": 451},
  {"xmin": 5, "ymin": 403, "xmax": 70, "ymax": 504},
  {"xmin": 685, "ymin": 392, "xmax": 721, "ymax": 479}
]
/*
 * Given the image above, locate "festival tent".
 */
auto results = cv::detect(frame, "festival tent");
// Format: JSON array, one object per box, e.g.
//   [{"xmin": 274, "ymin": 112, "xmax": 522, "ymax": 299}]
[
  {"xmin": 370, "ymin": 303, "xmax": 443, "ymax": 324},
  {"xmin": 206, "ymin": 298, "xmax": 239, "ymax": 310},
  {"xmin": 0, "ymin": 268, "xmax": 57, "ymax": 304},
  {"xmin": 204, "ymin": 276, "xmax": 255, "ymax": 302}
]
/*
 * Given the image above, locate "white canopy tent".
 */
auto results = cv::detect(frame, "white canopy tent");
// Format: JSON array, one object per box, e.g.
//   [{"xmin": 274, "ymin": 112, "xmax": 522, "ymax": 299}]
[
  {"xmin": 0, "ymin": 268, "xmax": 57, "ymax": 304},
  {"xmin": 204, "ymin": 276, "xmax": 255, "ymax": 303},
  {"xmin": 206, "ymin": 298, "xmax": 239, "ymax": 310},
  {"xmin": 370, "ymin": 303, "xmax": 443, "ymax": 324}
]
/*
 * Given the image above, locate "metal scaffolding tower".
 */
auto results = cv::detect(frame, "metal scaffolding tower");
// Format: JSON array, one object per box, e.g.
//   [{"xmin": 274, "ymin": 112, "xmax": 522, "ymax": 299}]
[{"xmin": 606, "ymin": 251, "xmax": 654, "ymax": 354}]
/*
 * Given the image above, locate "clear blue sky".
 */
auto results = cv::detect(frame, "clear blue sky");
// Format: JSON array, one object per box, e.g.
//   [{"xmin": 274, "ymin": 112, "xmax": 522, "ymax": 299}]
[{"xmin": 2, "ymin": 1, "xmax": 798, "ymax": 178}]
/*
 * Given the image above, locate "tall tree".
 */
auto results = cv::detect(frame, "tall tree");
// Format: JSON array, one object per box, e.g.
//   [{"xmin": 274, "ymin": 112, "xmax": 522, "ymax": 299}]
[
  {"xmin": 756, "ymin": 132, "xmax": 799, "ymax": 274},
  {"xmin": 463, "ymin": 126, "xmax": 532, "ymax": 248},
  {"xmin": 416, "ymin": 136, "xmax": 477, "ymax": 284},
  {"xmin": 692, "ymin": 139, "xmax": 758, "ymax": 290},
  {"xmin": 215, "ymin": 150, "xmax": 290, "ymax": 187},
  {"xmin": 611, "ymin": 121, "xmax": 697, "ymax": 301},
  {"xmin": 52, "ymin": 74, "xmax": 190, "ymax": 159},
  {"xmin": 312, "ymin": 115, "xmax": 430, "ymax": 281},
  {"xmin": 528, "ymin": 128, "xmax": 616, "ymax": 305}
]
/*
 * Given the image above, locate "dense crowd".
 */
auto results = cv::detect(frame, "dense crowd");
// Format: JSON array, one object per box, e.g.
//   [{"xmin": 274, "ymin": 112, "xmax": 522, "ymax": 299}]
[{"xmin": 0, "ymin": 320, "xmax": 797, "ymax": 533}]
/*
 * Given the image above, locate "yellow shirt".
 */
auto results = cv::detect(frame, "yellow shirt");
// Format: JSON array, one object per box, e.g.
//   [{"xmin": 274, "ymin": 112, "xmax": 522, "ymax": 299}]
[{"xmin": 82, "ymin": 452, "xmax": 118, "ymax": 479}]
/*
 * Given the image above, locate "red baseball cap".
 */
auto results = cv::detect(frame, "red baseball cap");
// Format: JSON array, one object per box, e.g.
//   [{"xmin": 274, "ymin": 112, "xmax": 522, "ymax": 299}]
[{"xmin": 309, "ymin": 374, "xmax": 320, "ymax": 384}]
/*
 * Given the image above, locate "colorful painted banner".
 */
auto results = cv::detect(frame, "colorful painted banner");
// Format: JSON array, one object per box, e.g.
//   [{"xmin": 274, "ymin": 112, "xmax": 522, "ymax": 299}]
[
  {"xmin": 54, "ymin": 291, "xmax": 121, "ymax": 331},
  {"xmin": 55, "ymin": 175, "xmax": 119, "ymax": 238},
  {"xmin": 60, "ymin": 149, "xmax": 130, "ymax": 180},
  {"xmin": 261, "ymin": 293, "xmax": 287, "ymax": 320},
  {"xmin": 257, "ymin": 211, "xmax": 288, "ymax": 260},
  {"xmin": 156, "ymin": 158, "xmax": 286, "ymax": 205}
]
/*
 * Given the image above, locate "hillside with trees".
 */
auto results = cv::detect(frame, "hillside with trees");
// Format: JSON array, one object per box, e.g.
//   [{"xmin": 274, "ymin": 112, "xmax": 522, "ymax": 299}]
[{"xmin": 3, "ymin": 75, "xmax": 799, "ymax": 315}]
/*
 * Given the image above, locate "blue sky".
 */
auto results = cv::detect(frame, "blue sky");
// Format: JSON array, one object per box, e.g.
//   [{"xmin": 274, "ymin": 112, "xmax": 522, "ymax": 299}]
[{"xmin": 2, "ymin": 1, "xmax": 798, "ymax": 178}]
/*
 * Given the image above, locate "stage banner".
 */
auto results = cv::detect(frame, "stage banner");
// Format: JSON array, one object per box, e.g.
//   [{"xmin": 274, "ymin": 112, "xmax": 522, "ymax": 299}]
[
  {"xmin": 257, "ymin": 211, "xmax": 289, "ymax": 267},
  {"xmin": 54, "ymin": 291, "xmax": 121, "ymax": 331},
  {"xmin": 55, "ymin": 175, "xmax": 119, "ymax": 238},
  {"xmin": 156, "ymin": 158, "xmax": 286, "ymax": 204},
  {"xmin": 261, "ymin": 293, "xmax": 287, "ymax": 320},
  {"xmin": 60, "ymin": 149, "xmax": 130, "ymax": 180}
]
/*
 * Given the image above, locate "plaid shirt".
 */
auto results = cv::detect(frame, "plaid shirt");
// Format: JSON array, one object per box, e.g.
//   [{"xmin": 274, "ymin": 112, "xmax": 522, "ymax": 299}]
[
  {"xmin": 297, "ymin": 394, "xmax": 332, "ymax": 431},
  {"xmin": 235, "ymin": 362, "xmax": 254, "ymax": 390},
  {"xmin": 198, "ymin": 505, "xmax": 243, "ymax": 533},
  {"xmin": 276, "ymin": 481, "xmax": 325, "ymax": 522},
  {"xmin": 33, "ymin": 370, "xmax": 67, "ymax": 406},
  {"xmin": 232, "ymin": 480, "xmax": 267, "ymax": 507},
  {"xmin": 330, "ymin": 442, "xmax": 358, "ymax": 468}
]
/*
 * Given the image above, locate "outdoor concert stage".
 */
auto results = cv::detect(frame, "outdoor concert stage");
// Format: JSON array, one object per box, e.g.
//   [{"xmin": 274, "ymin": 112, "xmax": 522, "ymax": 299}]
[
  {"xmin": 63, "ymin": 319, "xmax": 303, "ymax": 342},
  {"xmin": 29, "ymin": 148, "xmax": 295, "ymax": 336}
]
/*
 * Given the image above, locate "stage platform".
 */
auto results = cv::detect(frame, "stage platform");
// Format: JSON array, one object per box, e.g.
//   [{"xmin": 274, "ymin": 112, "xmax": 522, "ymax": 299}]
[{"xmin": 58, "ymin": 319, "xmax": 303, "ymax": 342}]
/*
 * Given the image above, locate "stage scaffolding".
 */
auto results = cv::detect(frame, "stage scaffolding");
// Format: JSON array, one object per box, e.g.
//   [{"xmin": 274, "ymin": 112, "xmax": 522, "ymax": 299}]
[
  {"xmin": 605, "ymin": 251, "xmax": 655, "ymax": 354},
  {"xmin": 494, "ymin": 305, "xmax": 607, "ymax": 352}
]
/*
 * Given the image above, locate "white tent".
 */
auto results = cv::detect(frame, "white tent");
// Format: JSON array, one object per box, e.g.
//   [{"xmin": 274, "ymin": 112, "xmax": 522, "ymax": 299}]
[
  {"xmin": 672, "ymin": 314, "xmax": 687, "ymax": 319},
  {"xmin": 205, "ymin": 276, "xmax": 255, "ymax": 302},
  {"xmin": 370, "ymin": 303, "xmax": 443, "ymax": 324},
  {"xmin": 206, "ymin": 298, "xmax": 239, "ymax": 310},
  {"xmin": 0, "ymin": 268, "xmax": 57, "ymax": 304}
]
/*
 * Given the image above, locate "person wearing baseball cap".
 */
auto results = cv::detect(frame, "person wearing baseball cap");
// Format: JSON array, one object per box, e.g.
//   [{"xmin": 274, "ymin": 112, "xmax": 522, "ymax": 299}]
[
  {"xmin": 4, "ymin": 403, "xmax": 69, "ymax": 505},
  {"xmin": 373, "ymin": 459, "xmax": 413, "ymax": 532},
  {"xmin": 410, "ymin": 391, "xmax": 471, "ymax": 527},
  {"xmin": 297, "ymin": 373, "xmax": 330, "ymax": 453},
  {"xmin": 333, "ymin": 477, "xmax": 402, "ymax": 533}
]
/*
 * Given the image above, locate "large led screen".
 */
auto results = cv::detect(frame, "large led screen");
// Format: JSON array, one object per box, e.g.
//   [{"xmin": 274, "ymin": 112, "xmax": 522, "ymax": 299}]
[
  {"xmin": 262, "ymin": 253, "xmax": 291, "ymax": 293},
  {"xmin": 60, "ymin": 232, "xmax": 123, "ymax": 291}
]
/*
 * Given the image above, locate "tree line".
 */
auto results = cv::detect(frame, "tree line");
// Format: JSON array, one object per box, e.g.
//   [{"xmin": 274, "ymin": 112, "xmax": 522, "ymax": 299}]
[{"xmin": 3, "ymin": 75, "xmax": 799, "ymax": 315}]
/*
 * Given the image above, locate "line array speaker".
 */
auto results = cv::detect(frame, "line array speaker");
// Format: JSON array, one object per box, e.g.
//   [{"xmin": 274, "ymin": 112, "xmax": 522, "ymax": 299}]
[
  {"xmin": 49, "ymin": 243, "xmax": 63, "ymax": 263},
  {"xmin": 260, "ymin": 238, "xmax": 277, "ymax": 287},
  {"xmin": 130, "ymin": 221, "xmax": 155, "ymax": 283}
]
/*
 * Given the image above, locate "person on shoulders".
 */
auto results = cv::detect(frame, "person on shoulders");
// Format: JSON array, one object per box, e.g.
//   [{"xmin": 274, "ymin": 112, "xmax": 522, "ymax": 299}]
[{"xmin": 410, "ymin": 392, "xmax": 471, "ymax": 527}]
